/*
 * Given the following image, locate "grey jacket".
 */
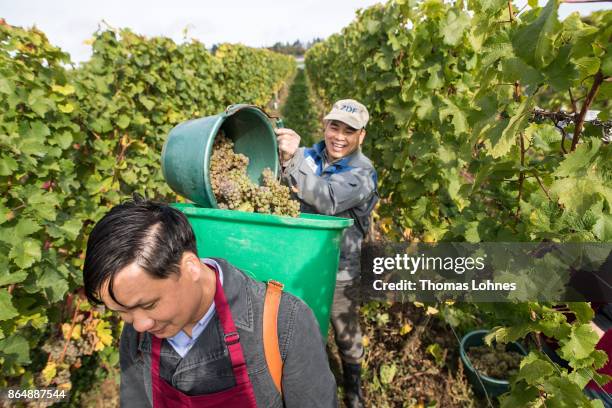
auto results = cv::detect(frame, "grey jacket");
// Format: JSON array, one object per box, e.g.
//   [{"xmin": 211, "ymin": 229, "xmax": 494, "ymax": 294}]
[
  {"xmin": 119, "ymin": 258, "xmax": 337, "ymax": 407},
  {"xmin": 281, "ymin": 142, "xmax": 378, "ymax": 281}
]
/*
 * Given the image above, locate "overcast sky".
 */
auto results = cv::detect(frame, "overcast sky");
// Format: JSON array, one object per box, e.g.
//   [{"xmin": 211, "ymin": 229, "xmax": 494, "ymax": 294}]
[{"xmin": 2, "ymin": 0, "xmax": 610, "ymax": 63}]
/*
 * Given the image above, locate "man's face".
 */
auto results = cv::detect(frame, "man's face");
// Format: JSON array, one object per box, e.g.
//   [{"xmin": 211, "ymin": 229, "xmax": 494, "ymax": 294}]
[
  {"xmin": 99, "ymin": 255, "xmax": 209, "ymax": 338},
  {"xmin": 324, "ymin": 120, "xmax": 365, "ymax": 161}
]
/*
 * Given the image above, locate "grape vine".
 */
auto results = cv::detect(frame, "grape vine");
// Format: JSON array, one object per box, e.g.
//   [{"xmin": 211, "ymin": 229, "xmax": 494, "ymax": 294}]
[
  {"xmin": 306, "ymin": 0, "xmax": 611, "ymax": 405},
  {"xmin": 0, "ymin": 21, "xmax": 295, "ymax": 402}
]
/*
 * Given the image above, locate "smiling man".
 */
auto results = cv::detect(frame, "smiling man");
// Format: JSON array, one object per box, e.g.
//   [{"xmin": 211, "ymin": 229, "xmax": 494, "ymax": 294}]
[
  {"xmin": 276, "ymin": 99, "xmax": 379, "ymax": 408},
  {"xmin": 83, "ymin": 197, "xmax": 337, "ymax": 407}
]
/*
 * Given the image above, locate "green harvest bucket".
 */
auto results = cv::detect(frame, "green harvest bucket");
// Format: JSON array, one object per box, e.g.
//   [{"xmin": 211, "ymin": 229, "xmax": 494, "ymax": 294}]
[
  {"xmin": 162, "ymin": 104, "xmax": 279, "ymax": 207},
  {"xmin": 459, "ymin": 330, "xmax": 527, "ymax": 398},
  {"xmin": 172, "ymin": 203, "xmax": 353, "ymax": 339}
]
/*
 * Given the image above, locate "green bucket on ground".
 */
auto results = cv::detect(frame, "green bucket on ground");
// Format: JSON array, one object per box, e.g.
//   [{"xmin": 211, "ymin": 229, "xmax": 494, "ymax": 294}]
[
  {"xmin": 460, "ymin": 330, "xmax": 527, "ymax": 398},
  {"xmin": 172, "ymin": 203, "xmax": 353, "ymax": 339},
  {"xmin": 162, "ymin": 104, "xmax": 279, "ymax": 207}
]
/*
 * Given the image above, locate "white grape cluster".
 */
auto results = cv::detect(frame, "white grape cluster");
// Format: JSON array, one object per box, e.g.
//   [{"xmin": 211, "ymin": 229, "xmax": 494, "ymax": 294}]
[{"xmin": 210, "ymin": 131, "xmax": 300, "ymax": 217}]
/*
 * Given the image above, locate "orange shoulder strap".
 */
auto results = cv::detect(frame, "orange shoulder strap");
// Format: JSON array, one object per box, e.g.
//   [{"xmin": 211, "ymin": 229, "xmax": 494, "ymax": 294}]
[{"xmin": 263, "ymin": 280, "xmax": 284, "ymax": 395}]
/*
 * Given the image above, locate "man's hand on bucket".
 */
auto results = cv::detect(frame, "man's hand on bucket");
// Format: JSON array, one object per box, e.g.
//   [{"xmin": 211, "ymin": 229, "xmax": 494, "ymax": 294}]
[{"xmin": 276, "ymin": 128, "xmax": 300, "ymax": 163}]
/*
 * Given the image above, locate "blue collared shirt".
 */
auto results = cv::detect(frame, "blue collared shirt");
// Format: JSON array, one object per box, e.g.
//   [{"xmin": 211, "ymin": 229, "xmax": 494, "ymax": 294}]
[
  {"xmin": 306, "ymin": 141, "xmax": 354, "ymax": 178},
  {"xmin": 167, "ymin": 258, "xmax": 223, "ymax": 358}
]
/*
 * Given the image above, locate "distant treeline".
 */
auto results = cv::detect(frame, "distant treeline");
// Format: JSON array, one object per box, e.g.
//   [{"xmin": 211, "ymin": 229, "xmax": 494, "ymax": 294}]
[
  {"xmin": 266, "ymin": 39, "xmax": 323, "ymax": 56},
  {"xmin": 210, "ymin": 39, "xmax": 323, "ymax": 57}
]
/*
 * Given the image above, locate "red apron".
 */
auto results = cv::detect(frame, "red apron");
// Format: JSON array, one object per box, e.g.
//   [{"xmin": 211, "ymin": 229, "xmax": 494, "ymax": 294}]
[{"xmin": 150, "ymin": 267, "xmax": 258, "ymax": 407}]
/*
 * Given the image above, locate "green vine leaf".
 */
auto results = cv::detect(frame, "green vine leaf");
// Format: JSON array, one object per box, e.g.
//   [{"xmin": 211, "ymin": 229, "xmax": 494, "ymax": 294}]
[
  {"xmin": 491, "ymin": 97, "xmax": 535, "ymax": 158},
  {"xmin": 512, "ymin": 0, "xmax": 560, "ymax": 68},
  {"xmin": 9, "ymin": 239, "xmax": 42, "ymax": 269},
  {"xmin": 558, "ymin": 323, "xmax": 599, "ymax": 363},
  {"xmin": 0, "ymin": 335, "xmax": 31, "ymax": 365},
  {"xmin": 0, "ymin": 289, "xmax": 19, "ymax": 321},
  {"xmin": 516, "ymin": 352, "xmax": 555, "ymax": 384},
  {"xmin": 441, "ymin": 9, "xmax": 470, "ymax": 46}
]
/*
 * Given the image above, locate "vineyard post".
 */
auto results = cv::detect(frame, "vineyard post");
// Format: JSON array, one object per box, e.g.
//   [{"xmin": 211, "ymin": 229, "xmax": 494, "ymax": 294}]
[
  {"xmin": 59, "ymin": 298, "xmax": 82, "ymax": 364},
  {"xmin": 514, "ymin": 81, "xmax": 525, "ymax": 219}
]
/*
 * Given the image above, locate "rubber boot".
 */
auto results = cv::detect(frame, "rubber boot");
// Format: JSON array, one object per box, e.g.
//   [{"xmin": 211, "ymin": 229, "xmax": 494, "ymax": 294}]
[{"xmin": 342, "ymin": 362, "xmax": 364, "ymax": 408}]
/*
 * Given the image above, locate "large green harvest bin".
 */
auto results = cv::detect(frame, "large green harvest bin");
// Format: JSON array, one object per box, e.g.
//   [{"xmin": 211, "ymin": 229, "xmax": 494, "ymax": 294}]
[{"xmin": 173, "ymin": 203, "xmax": 353, "ymax": 338}]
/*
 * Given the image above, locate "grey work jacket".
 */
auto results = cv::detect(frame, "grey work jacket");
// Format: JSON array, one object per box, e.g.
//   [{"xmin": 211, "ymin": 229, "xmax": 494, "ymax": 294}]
[
  {"xmin": 281, "ymin": 141, "xmax": 378, "ymax": 281},
  {"xmin": 119, "ymin": 258, "xmax": 337, "ymax": 407}
]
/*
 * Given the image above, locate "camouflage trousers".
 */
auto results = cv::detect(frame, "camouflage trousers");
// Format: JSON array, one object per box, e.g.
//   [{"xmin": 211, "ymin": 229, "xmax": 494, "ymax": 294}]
[{"xmin": 330, "ymin": 278, "xmax": 364, "ymax": 365}]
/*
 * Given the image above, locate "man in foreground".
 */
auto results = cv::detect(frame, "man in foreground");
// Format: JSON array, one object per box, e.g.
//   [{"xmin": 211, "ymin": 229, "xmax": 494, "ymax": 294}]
[
  {"xmin": 276, "ymin": 99, "xmax": 379, "ymax": 408},
  {"xmin": 82, "ymin": 197, "xmax": 337, "ymax": 407}
]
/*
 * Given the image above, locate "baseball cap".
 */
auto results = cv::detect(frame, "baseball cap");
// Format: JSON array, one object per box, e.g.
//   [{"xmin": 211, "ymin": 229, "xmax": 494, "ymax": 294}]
[{"xmin": 323, "ymin": 99, "xmax": 369, "ymax": 129}]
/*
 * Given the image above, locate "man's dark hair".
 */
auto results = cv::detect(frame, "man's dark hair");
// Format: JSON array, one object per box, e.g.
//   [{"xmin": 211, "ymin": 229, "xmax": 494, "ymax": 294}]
[{"xmin": 83, "ymin": 196, "xmax": 198, "ymax": 306}]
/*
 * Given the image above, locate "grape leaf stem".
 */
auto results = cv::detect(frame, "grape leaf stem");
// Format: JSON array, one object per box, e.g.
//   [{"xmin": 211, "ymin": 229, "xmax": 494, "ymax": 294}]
[
  {"xmin": 10, "ymin": 204, "xmax": 26, "ymax": 212},
  {"xmin": 568, "ymin": 89, "xmax": 577, "ymax": 113},
  {"xmin": 533, "ymin": 172, "xmax": 553, "ymax": 202}
]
